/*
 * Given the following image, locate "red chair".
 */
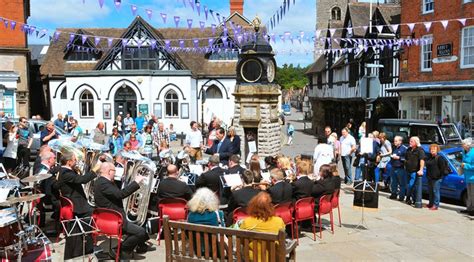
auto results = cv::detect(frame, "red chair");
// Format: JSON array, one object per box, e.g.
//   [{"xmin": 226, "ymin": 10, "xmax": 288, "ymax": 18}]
[
  {"xmin": 232, "ymin": 207, "xmax": 249, "ymax": 225},
  {"xmin": 57, "ymin": 196, "xmax": 74, "ymax": 242},
  {"xmin": 157, "ymin": 198, "xmax": 188, "ymax": 245},
  {"xmin": 293, "ymin": 197, "xmax": 316, "ymax": 244},
  {"xmin": 274, "ymin": 202, "xmax": 294, "ymax": 239},
  {"xmin": 92, "ymin": 208, "xmax": 124, "ymax": 262},
  {"xmin": 318, "ymin": 194, "xmax": 334, "ymax": 239},
  {"xmin": 331, "ymin": 189, "xmax": 342, "ymax": 227}
]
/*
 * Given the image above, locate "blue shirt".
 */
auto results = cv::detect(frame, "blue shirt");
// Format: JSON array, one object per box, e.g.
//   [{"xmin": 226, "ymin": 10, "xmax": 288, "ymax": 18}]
[
  {"xmin": 187, "ymin": 210, "xmax": 225, "ymax": 227},
  {"xmin": 462, "ymin": 148, "xmax": 474, "ymax": 184},
  {"xmin": 54, "ymin": 119, "xmax": 64, "ymax": 130},
  {"xmin": 135, "ymin": 117, "xmax": 145, "ymax": 131},
  {"xmin": 391, "ymin": 145, "xmax": 407, "ymax": 168}
]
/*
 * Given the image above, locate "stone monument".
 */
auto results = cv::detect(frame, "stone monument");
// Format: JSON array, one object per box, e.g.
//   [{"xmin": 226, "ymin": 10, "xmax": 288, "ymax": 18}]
[{"xmin": 233, "ymin": 16, "xmax": 281, "ymax": 162}]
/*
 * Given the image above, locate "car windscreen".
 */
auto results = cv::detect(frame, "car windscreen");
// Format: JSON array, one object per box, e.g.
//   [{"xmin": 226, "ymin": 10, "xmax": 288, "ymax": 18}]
[
  {"xmin": 409, "ymin": 125, "xmax": 441, "ymax": 144},
  {"xmin": 444, "ymin": 150, "xmax": 463, "ymax": 171},
  {"xmin": 440, "ymin": 124, "xmax": 461, "ymax": 142}
]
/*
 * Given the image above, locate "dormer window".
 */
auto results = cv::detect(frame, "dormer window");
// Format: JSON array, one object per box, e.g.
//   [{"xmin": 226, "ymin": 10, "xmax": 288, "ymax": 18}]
[
  {"xmin": 331, "ymin": 7, "xmax": 341, "ymax": 20},
  {"xmin": 67, "ymin": 49, "xmax": 98, "ymax": 61}
]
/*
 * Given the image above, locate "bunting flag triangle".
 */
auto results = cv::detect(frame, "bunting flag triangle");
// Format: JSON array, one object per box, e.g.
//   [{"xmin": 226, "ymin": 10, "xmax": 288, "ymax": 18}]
[
  {"xmin": 114, "ymin": 0, "xmax": 121, "ymax": 10},
  {"xmin": 94, "ymin": 37, "xmax": 100, "ymax": 46},
  {"xmin": 440, "ymin": 20, "xmax": 449, "ymax": 30},
  {"xmin": 391, "ymin": 24, "xmax": 399, "ymax": 33},
  {"xmin": 81, "ymin": 35, "xmax": 88, "ymax": 45},
  {"xmin": 98, "ymin": 0, "xmax": 105, "ymax": 8},
  {"xmin": 161, "ymin": 13, "xmax": 167, "ymax": 24},
  {"xmin": 204, "ymin": 6, "xmax": 208, "ymax": 20},
  {"xmin": 407, "ymin": 23, "xmax": 416, "ymax": 33},
  {"xmin": 107, "ymin": 38, "xmax": 113, "ymax": 48},
  {"xmin": 329, "ymin": 28, "xmax": 336, "ymax": 37},
  {"xmin": 347, "ymin": 27, "xmax": 353, "ymax": 35},
  {"xmin": 424, "ymin": 22, "xmax": 432, "ymax": 32},
  {"xmin": 458, "ymin": 18, "xmax": 466, "ymax": 26},
  {"xmin": 131, "ymin": 5, "xmax": 138, "ymax": 16},
  {"xmin": 376, "ymin": 25, "xmax": 384, "ymax": 33},
  {"xmin": 146, "ymin": 9, "xmax": 153, "ymax": 20},
  {"xmin": 174, "ymin": 16, "xmax": 180, "ymax": 28},
  {"xmin": 196, "ymin": 2, "xmax": 201, "ymax": 16}
]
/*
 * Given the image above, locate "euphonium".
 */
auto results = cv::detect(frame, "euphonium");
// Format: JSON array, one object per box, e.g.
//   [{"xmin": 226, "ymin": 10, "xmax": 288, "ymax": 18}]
[
  {"xmin": 80, "ymin": 141, "xmax": 111, "ymax": 206},
  {"xmin": 121, "ymin": 151, "xmax": 156, "ymax": 226}
]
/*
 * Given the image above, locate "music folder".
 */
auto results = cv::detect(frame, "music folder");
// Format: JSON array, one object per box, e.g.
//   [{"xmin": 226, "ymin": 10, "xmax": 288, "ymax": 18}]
[{"xmin": 220, "ymin": 173, "xmax": 242, "ymax": 188}]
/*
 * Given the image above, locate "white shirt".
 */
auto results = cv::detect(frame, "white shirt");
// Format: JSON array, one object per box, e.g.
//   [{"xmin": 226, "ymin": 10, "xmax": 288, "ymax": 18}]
[
  {"xmin": 3, "ymin": 133, "xmax": 19, "ymax": 159},
  {"xmin": 313, "ymin": 143, "xmax": 334, "ymax": 178},
  {"xmin": 340, "ymin": 134, "xmax": 356, "ymax": 157},
  {"xmin": 186, "ymin": 129, "xmax": 203, "ymax": 148}
]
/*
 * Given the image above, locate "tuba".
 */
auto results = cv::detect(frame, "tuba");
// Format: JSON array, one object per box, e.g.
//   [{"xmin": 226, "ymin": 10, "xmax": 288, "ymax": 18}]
[
  {"xmin": 79, "ymin": 139, "xmax": 111, "ymax": 207},
  {"xmin": 121, "ymin": 151, "xmax": 157, "ymax": 226}
]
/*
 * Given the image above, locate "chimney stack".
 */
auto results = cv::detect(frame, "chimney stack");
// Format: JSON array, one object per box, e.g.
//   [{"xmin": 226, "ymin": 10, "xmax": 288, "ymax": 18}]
[{"xmin": 230, "ymin": 0, "xmax": 244, "ymax": 15}]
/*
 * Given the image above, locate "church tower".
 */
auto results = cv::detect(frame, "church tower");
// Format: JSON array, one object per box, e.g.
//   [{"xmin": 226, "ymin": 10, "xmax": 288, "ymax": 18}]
[{"xmin": 314, "ymin": 0, "xmax": 354, "ymax": 59}]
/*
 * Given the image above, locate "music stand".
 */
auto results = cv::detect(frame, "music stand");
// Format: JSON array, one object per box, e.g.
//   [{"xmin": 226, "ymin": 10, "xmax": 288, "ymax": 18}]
[
  {"xmin": 61, "ymin": 216, "xmax": 98, "ymax": 262},
  {"xmin": 350, "ymin": 179, "xmax": 376, "ymax": 234}
]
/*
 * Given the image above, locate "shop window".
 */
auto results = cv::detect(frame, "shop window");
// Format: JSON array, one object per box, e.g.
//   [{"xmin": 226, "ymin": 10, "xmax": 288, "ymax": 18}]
[
  {"xmin": 421, "ymin": 35, "xmax": 433, "ymax": 71},
  {"xmin": 461, "ymin": 26, "xmax": 474, "ymax": 68}
]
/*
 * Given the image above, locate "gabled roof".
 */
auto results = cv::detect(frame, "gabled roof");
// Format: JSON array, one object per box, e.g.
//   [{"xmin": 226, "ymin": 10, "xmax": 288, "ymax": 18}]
[
  {"xmin": 305, "ymin": 55, "xmax": 327, "ymax": 75},
  {"xmin": 40, "ymin": 16, "xmax": 240, "ymax": 78},
  {"xmin": 225, "ymin": 12, "xmax": 252, "ymax": 27}
]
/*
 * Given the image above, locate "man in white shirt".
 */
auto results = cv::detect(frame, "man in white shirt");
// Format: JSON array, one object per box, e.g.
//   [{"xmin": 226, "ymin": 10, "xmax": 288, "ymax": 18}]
[
  {"xmin": 313, "ymin": 137, "xmax": 334, "ymax": 180},
  {"xmin": 185, "ymin": 121, "xmax": 203, "ymax": 161},
  {"xmin": 340, "ymin": 127, "xmax": 356, "ymax": 185},
  {"xmin": 123, "ymin": 113, "xmax": 134, "ymax": 134}
]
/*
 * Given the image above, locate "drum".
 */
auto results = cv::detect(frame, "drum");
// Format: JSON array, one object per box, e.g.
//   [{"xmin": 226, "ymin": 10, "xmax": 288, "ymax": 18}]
[{"xmin": 0, "ymin": 208, "xmax": 21, "ymax": 247}]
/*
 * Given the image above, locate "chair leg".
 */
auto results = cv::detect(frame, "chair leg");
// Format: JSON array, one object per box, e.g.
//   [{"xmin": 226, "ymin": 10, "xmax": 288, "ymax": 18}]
[
  {"xmin": 318, "ymin": 214, "xmax": 322, "ymax": 239},
  {"xmin": 338, "ymin": 206, "xmax": 342, "ymax": 227},
  {"xmin": 116, "ymin": 234, "xmax": 122, "ymax": 262},
  {"xmin": 157, "ymin": 218, "xmax": 162, "ymax": 245},
  {"xmin": 294, "ymin": 221, "xmax": 299, "ymax": 245},
  {"xmin": 330, "ymin": 211, "xmax": 334, "ymax": 234},
  {"xmin": 290, "ymin": 222, "xmax": 294, "ymax": 240},
  {"xmin": 311, "ymin": 216, "xmax": 316, "ymax": 241}
]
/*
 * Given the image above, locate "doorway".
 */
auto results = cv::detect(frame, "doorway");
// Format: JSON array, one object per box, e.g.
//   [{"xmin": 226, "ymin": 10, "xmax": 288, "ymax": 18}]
[{"xmin": 114, "ymin": 86, "xmax": 137, "ymax": 118}]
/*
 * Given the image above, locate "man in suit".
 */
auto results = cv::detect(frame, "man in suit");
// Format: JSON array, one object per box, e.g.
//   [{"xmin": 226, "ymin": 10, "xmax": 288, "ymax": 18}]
[
  {"xmin": 35, "ymin": 151, "xmax": 60, "ymax": 231},
  {"xmin": 292, "ymin": 160, "xmax": 314, "ymax": 201},
  {"xmin": 267, "ymin": 169, "xmax": 292, "ymax": 204},
  {"xmin": 156, "ymin": 164, "xmax": 193, "ymax": 201},
  {"xmin": 226, "ymin": 155, "xmax": 246, "ymax": 176},
  {"xmin": 57, "ymin": 151, "xmax": 98, "ymax": 260},
  {"xmin": 94, "ymin": 162, "xmax": 152, "ymax": 259},
  {"xmin": 196, "ymin": 155, "xmax": 224, "ymax": 194},
  {"xmin": 205, "ymin": 127, "xmax": 233, "ymax": 165},
  {"xmin": 226, "ymin": 170, "xmax": 260, "ymax": 225}
]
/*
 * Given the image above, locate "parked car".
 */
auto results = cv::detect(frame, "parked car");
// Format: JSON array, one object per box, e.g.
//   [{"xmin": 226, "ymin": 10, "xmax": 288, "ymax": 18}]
[
  {"xmin": 282, "ymin": 103, "xmax": 291, "ymax": 116},
  {"xmin": 378, "ymin": 119, "xmax": 462, "ymax": 145},
  {"xmin": 1, "ymin": 119, "xmax": 68, "ymax": 158},
  {"xmin": 382, "ymin": 145, "xmax": 467, "ymax": 206}
]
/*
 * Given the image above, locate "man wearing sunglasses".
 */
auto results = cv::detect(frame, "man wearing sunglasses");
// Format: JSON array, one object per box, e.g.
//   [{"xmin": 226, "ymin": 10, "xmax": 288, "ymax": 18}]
[{"xmin": 17, "ymin": 116, "xmax": 33, "ymax": 167}]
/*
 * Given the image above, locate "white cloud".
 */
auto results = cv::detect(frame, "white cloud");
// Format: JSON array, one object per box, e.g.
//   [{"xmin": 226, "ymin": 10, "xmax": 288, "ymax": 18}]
[{"xmin": 29, "ymin": 0, "xmax": 112, "ymax": 25}]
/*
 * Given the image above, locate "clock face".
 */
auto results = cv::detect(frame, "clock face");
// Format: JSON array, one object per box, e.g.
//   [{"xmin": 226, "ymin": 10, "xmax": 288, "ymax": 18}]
[
  {"xmin": 267, "ymin": 60, "xmax": 275, "ymax": 83},
  {"xmin": 241, "ymin": 59, "xmax": 263, "ymax": 83}
]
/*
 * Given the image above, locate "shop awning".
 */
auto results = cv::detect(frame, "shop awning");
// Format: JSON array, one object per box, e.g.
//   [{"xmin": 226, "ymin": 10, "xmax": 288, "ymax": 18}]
[{"xmin": 386, "ymin": 80, "xmax": 474, "ymax": 92}]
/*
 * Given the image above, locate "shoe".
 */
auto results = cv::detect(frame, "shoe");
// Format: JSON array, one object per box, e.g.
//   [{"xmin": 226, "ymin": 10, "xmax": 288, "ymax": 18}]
[
  {"xmin": 119, "ymin": 250, "xmax": 135, "ymax": 260},
  {"xmin": 405, "ymin": 200, "xmax": 413, "ymax": 205},
  {"xmin": 459, "ymin": 209, "xmax": 469, "ymax": 214},
  {"xmin": 398, "ymin": 197, "xmax": 405, "ymax": 202},
  {"xmin": 136, "ymin": 243, "xmax": 156, "ymax": 254},
  {"xmin": 426, "ymin": 204, "xmax": 433, "ymax": 208},
  {"xmin": 429, "ymin": 206, "xmax": 438, "ymax": 211},
  {"xmin": 389, "ymin": 194, "xmax": 397, "ymax": 200},
  {"xmin": 469, "ymin": 211, "xmax": 474, "ymax": 216}
]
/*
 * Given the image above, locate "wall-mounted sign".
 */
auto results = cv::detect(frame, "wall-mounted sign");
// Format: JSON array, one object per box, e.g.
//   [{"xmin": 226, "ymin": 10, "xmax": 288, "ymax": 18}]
[
  {"xmin": 437, "ymin": 43, "xmax": 452, "ymax": 57},
  {"xmin": 432, "ymin": 56, "xmax": 458, "ymax": 64},
  {"xmin": 138, "ymin": 104, "xmax": 149, "ymax": 115}
]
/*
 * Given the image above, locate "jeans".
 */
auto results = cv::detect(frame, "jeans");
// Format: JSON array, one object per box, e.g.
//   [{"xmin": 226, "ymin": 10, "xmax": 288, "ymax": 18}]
[
  {"xmin": 406, "ymin": 172, "xmax": 417, "ymax": 202},
  {"xmin": 467, "ymin": 183, "xmax": 474, "ymax": 212},
  {"xmin": 122, "ymin": 222, "xmax": 149, "ymax": 252},
  {"xmin": 428, "ymin": 178, "xmax": 442, "ymax": 207},
  {"xmin": 390, "ymin": 167, "xmax": 406, "ymax": 199},
  {"xmin": 341, "ymin": 155, "xmax": 353, "ymax": 184},
  {"xmin": 355, "ymin": 163, "xmax": 364, "ymax": 181}
]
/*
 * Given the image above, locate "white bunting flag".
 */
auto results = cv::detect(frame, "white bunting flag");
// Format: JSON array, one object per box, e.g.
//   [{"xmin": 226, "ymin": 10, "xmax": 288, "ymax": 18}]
[
  {"xmin": 424, "ymin": 22, "xmax": 432, "ymax": 32},
  {"xmin": 440, "ymin": 20, "xmax": 449, "ymax": 30}
]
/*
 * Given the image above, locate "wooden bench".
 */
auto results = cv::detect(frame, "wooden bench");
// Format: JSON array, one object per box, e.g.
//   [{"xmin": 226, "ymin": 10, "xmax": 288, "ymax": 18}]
[{"xmin": 163, "ymin": 216, "xmax": 297, "ymax": 262}]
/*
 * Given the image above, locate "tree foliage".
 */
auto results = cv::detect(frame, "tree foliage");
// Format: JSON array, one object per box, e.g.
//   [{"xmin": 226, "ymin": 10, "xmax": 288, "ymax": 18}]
[{"xmin": 275, "ymin": 63, "xmax": 310, "ymax": 90}]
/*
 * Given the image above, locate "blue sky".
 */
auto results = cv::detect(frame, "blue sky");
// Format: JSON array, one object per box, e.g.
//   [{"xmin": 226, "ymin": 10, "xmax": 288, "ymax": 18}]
[{"xmin": 27, "ymin": 0, "xmax": 316, "ymax": 67}]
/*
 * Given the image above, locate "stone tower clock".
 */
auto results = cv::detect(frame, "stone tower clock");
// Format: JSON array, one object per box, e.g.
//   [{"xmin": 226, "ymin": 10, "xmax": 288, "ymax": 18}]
[{"xmin": 233, "ymin": 16, "xmax": 282, "ymax": 160}]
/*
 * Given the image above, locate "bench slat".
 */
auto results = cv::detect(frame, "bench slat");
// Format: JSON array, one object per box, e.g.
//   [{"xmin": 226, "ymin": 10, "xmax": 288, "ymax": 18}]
[
  {"xmin": 235, "ymin": 237, "xmax": 242, "ymax": 261},
  {"xmin": 173, "ymin": 228, "xmax": 179, "ymax": 255},
  {"xmin": 219, "ymin": 234, "xmax": 226, "ymax": 261},
  {"xmin": 181, "ymin": 229, "xmax": 187, "ymax": 257},
  {"xmin": 188, "ymin": 230, "xmax": 194, "ymax": 258},
  {"xmin": 227, "ymin": 234, "xmax": 233, "ymax": 262},
  {"xmin": 204, "ymin": 233, "xmax": 210, "ymax": 259},
  {"xmin": 269, "ymin": 241, "xmax": 276, "ymax": 262},
  {"xmin": 211, "ymin": 234, "xmax": 217, "ymax": 261},
  {"xmin": 243, "ymin": 238, "xmax": 250, "ymax": 262},
  {"xmin": 196, "ymin": 232, "xmax": 202, "ymax": 258},
  {"xmin": 261, "ymin": 240, "xmax": 267, "ymax": 262}
]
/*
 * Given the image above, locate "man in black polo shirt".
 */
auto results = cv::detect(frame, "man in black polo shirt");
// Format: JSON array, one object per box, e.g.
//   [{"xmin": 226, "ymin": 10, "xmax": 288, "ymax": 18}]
[{"xmin": 405, "ymin": 136, "xmax": 425, "ymax": 207}]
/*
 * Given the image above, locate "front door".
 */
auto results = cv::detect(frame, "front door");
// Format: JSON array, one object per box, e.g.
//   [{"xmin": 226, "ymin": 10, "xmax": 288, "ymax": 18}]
[{"xmin": 114, "ymin": 86, "xmax": 137, "ymax": 118}]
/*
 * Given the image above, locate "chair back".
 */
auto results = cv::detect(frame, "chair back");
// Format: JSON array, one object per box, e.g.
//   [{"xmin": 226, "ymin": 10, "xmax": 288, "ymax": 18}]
[
  {"xmin": 158, "ymin": 198, "xmax": 188, "ymax": 221},
  {"xmin": 294, "ymin": 197, "xmax": 315, "ymax": 220},
  {"xmin": 318, "ymin": 194, "xmax": 333, "ymax": 215},
  {"xmin": 274, "ymin": 202, "xmax": 293, "ymax": 225},
  {"xmin": 232, "ymin": 207, "xmax": 249, "ymax": 224},
  {"xmin": 331, "ymin": 189, "xmax": 340, "ymax": 208},
  {"xmin": 92, "ymin": 208, "xmax": 124, "ymax": 237},
  {"xmin": 59, "ymin": 196, "xmax": 74, "ymax": 220}
]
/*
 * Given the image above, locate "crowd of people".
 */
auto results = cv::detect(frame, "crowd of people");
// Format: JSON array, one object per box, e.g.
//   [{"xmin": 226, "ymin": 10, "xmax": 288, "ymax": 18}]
[{"xmin": 1, "ymin": 109, "xmax": 474, "ymax": 260}]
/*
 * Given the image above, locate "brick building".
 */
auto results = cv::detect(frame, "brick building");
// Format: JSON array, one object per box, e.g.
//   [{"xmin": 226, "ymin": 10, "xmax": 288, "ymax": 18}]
[
  {"xmin": 387, "ymin": 0, "xmax": 473, "ymax": 133},
  {"xmin": 0, "ymin": 0, "xmax": 30, "ymax": 118}
]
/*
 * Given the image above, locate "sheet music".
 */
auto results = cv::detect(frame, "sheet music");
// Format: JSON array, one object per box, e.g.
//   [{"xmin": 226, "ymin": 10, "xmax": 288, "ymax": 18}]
[
  {"xmin": 114, "ymin": 167, "xmax": 124, "ymax": 181},
  {"xmin": 189, "ymin": 164, "xmax": 204, "ymax": 176},
  {"xmin": 0, "ymin": 188, "xmax": 10, "ymax": 202},
  {"xmin": 223, "ymin": 174, "xmax": 242, "ymax": 188},
  {"xmin": 178, "ymin": 176, "xmax": 189, "ymax": 184},
  {"xmin": 261, "ymin": 172, "xmax": 271, "ymax": 182},
  {"xmin": 360, "ymin": 137, "xmax": 374, "ymax": 154}
]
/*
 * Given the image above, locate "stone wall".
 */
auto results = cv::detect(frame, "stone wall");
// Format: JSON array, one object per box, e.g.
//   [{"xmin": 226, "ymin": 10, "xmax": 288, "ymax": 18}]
[{"xmin": 257, "ymin": 104, "xmax": 280, "ymax": 157}]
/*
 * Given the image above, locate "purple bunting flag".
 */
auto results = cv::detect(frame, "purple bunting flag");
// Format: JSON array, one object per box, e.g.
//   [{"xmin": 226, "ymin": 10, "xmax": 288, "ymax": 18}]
[
  {"xmin": 69, "ymin": 34, "xmax": 75, "ymax": 43},
  {"xmin": 131, "ymin": 5, "xmax": 138, "ymax": 16},
  {"xmin": 193, "ymin": 39, "xmax": 199, "ymax": 48},
  {"xmin": 114, "ymin": 0, "xmax": 121, "ymax": 10},
  {"xmin": 161, "ymin": 13, "xmax": 167, "ymax": 24},
  {"xmin": 151, "ymin": 39, "xmax": 157, "ymax": 50},
  {"xmin": 122, "ymin": 39, "xmax": 128, "ymax": 48},
  {"xmin": 216, "ymin": 13, "xmax": 221, "ymax": 24},
  {"xmin": 9, "ymin": 21, "xmax": 16, "ymax": 30},
  {"xmin": 196, "ymin": 2, "xmax": 201, "ymax": 16},
  {"xmin": 137, "ymin": 39, "xmax": 143, "ymax": 48},
  {"xmin": 211, "ymin": 24, "xmax": 216, "ymax": 35},
  {"xmin": 53, "ymin": 31, "xmax": 61, "ymax": 42},
  {"xmin": 204, "ymin": 6, "xmax": 209, "ymax": 20},
  {"xmin": 82, "ymin": 35, "xmax": 88, "ymax": 45},
  {"xmin": 174, "ymin": 16, "xmax": 180, "ymax": 28},
  {"xmin": 187, "ymin": 19, "xmax": 193, "ymax": 29},
  {"xmin": 146, "ymin": 9, "xmax": 153, "ymax": 20},
  {"xmin": 107, "ymin": 38, "xmax": 113, "ymax": 48},
  {"xmin": 189, "ymin": 0, "xmax": 194, "ymax": 11},
  {"xmin": 179, "ymin": 40, "xmax": 185, "ymax": 49},
  {"xmin": 98, "ymin": 0, "xmax": 105, "ymax": 8},
  {"xmin": 94, "ymin": 37, "xmax": 101, "ymax": 46},
  {"xmin": 3, "ymin": 19, "xmax": 9, "ymax": 29},
  {"xmin": 199, "ymin": 21, "xmax": 205, "ymax": 31},
  {"xmin": 165, "ymin": 40, "xmax": 171, "ymax": 49},
  {"xmin": 208, "ymin": 38, "xmax": 214, "ymax": 47}
]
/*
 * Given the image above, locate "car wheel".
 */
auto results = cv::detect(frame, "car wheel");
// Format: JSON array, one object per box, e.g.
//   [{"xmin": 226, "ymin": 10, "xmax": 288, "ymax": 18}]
[{"xmin": 461, "ymin": 191, "xmax": 467, "ymax": 207}]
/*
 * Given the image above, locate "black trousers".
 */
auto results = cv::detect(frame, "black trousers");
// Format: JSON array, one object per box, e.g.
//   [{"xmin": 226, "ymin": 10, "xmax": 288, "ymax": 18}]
[
  {"xmin": 121, "ymin": 222, "xmax": 149, "ymax": 252},
  {"xmin": 17, "ymin": 145, "xmax": 31, "ymax": 167}
]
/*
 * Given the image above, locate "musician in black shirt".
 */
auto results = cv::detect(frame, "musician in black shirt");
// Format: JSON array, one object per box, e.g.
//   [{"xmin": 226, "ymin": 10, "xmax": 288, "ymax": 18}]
[
  {"xmin": 157, "ymin": 164, "xmax": 193, "ymax": 201},
  {"xmin": 94, "ymin": 162, "xmax": 151, "ymax": 258},
  {"xmin": 267, "ymin": 169, "xmax": 292, "ymax": 204}
]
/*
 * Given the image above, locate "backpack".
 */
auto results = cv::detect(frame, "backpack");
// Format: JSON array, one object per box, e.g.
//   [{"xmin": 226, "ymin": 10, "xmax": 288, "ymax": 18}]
[{"xmin": 436, "ymin": 155, "xmax": 450, "ymax": 176}]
